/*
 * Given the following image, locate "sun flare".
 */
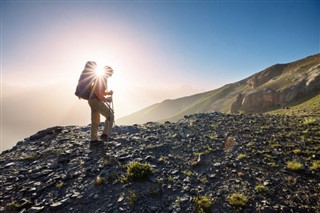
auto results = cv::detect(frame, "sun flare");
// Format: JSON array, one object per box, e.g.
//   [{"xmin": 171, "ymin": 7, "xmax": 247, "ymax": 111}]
[{"xmin": 95, "ymin": 67, "xmax": 105, "ymax": 77}]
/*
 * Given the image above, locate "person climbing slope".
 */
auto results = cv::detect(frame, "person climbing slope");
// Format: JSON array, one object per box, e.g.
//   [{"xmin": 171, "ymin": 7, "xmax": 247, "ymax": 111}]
[
  {"xmin": 75, "ymin": 61, "xmax": 114, "ymax": 142},
  {"xmin": 88, "ymin": 65, "xmax": 114, "ymax": 142}
]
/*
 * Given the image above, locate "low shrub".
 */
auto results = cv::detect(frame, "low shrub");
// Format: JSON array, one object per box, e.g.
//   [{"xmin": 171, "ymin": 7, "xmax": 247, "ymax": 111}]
[
  {"xmin": 127, "ymin": 161, "xmax": 152, "ymax": 181},
  {"xmin": 228, "ymin": 193, "xmax": 248, "ymax": 207},
  {"xmin": 194, "ymin": 196, "xmax": 212, "ymax": 213}
]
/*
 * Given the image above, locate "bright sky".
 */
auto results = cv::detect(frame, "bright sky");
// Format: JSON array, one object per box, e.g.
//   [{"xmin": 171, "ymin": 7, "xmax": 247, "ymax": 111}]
[{"xmin": 1, "ymin": 0, "xmax": 320, "ymax": 119}]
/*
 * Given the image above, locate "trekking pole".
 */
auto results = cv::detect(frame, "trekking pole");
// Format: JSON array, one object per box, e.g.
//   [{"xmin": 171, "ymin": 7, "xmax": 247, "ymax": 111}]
[
  {"xmin": 111, "ymin": 96, "xmax": 115, "ymax": 126},
  {"xmin": 105, "ymin": 95, "xmax": 115, "ymax": 126}
]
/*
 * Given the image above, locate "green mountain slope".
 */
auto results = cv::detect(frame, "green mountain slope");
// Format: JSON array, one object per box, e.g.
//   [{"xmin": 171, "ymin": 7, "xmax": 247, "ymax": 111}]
[
  {"xmin": 268, "ymin": 93, "xmax": 320, "ymax": 119},
  {"xmin": 117, "ymin": 53, "xmax": 320, "ymax": 124}
]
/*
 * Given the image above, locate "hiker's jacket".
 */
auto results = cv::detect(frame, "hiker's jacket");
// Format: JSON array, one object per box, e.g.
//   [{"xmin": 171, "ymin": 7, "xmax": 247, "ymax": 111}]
[{"xmin": 90, "ymin": 79, "xmax": 107, "ymax": 102}]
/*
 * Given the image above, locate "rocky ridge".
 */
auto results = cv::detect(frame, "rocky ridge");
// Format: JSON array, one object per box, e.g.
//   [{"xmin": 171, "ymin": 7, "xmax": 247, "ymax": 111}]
[
  {"xmin": 1, "ymin": 112, "xmax": 320, "ymax": 212},
  {"xmin": 118, "ymin": 54, "xmax": 320, "ymax": 125}
]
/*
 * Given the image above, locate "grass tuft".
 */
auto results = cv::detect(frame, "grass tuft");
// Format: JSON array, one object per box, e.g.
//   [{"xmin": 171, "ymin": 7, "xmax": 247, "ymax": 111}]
[
  {"xmin": 287, "ymin": 161, "xmax": 304, "ymax": 171},
  {"xmin": 293, "ymin": 149, "xmax": 302, "ymax": 154},
  {"xmin": 238, "ymin": 154, "xmax": 247, "ymax": 159},
  {"xmin": 310, "ymin": 160, "xmax": 320, "ymax": 170},
  {"xmin": 127, "ymin": 161, "xmax": 152, "ymax": 181},
  {"xmin": 194, "ymin": 196, "xmax": 213, "ymax": 213},
  {"xmin": 255, "ymin": 185, "xmax": 268, "ymax": 193},
  {"xmin": 129, "ymin": 191, "xmax": 138, "ymax": 206},
  {"xmin": 228, "ymin": 193, "xmax": 248, "ymax": 207},
  {"xmin": 55, "ymin": 181, "xmax": 65, "ymax": 188},
  {"xmin": 303, "ymin": 117, "xmax": 317, "ymax": 125}
]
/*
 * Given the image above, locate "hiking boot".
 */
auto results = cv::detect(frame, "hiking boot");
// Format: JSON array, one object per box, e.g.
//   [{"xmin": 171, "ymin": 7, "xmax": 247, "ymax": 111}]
[
  {"xmin": 100, "ymin": 134, "xmax": 109, "ymax": 142},
  {"xmin": 90, "ymin": 140, "xmax": 104, "ymax": 146}
]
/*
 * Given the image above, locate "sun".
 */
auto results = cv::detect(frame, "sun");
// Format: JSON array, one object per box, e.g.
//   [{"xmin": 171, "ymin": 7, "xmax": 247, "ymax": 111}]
[{"xmin": 95, "ymin": 67, "xmax": 105, "ymax": 77}]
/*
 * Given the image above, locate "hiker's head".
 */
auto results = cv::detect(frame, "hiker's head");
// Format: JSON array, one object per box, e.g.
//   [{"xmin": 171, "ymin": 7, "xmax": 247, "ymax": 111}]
[
  {"xmin": 104, "ymin": 66, "xmax": 113, "ymax": 78},
  {"xmin": 84, "ymin": 61, "xmax": 97, "ymax": 71}
]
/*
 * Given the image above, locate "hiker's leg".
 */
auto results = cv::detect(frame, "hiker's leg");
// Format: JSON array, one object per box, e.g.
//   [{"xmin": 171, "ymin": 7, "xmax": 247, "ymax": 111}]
[
  {"xmin": 91, "ymin": 110, "xmax": 100, "ymax": 141},
  {"xmin": 88, "ymin": 100, "xmax": 101, "ymax": 141},
  {"xmin": 101, "ymin": 106, "xmax": 113, "ymax": 135},
  {"xmin": 90, "ymin": 100, "xmax": 111, "ymax": 135},
  {"xmin": 105, "ymin": 111, "xmax": 114, "ymax": 135}
]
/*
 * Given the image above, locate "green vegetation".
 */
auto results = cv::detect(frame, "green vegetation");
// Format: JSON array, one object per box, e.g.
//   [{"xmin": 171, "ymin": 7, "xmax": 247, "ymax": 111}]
[
  {"xmin": 293, "ymin": 149, "xmax": 302, "ymax": 155},
  {"xmin": 285, "ymin": 176, "xmax": 296, "ymax": 185},
  {"xmin": 255, "ymin": 185, "xmax": 268, "ymax": 193},
  {"xmin": 268, "ymin": 94, "xmax": 320, "ymax": 119},
  {"xmin": 209, "ymin": 133, "xmax": 218, "ymax": 141},
  {"xmin": 99, "ymin": 157, "xmax": 111, "ymax": 166},
  {"xmin": 238, "ymin": 153, "xmax": 247, "ymax": 159},
  {"xmin": 127, "ymin": 161, "xmax": 152, "ymax": 181},
  {"xmin": 287, "ymin": 161, "xmax": 304, "ymax": 171},
  {"xmin": 95, "ymin": 176, "xmax": 105, "ymax": 185},
  {"xmin": 6, "ymin": 200, "xmax": 20, "ymax": 210},
  {"xmin": 119, "ymin": 54, "xmax": 320, "ymax": 124},
  {"xmin": 168, "ymin": 176, "xmax": 174, "ymax": 183},
  {"xmin": 55, "ymin": 181, "xmax": 65, "ymax": 188},
  {"xmin": 129, "ymin": 191, "xmax": 138, "ymax": 206},
  {"xmin": 158, "ymin": 156, "xmax": 167, "ymax": 164},
  {"xmin": 310, "ymin": 160, "xmax": 320, "ymax": 170},
  {"xmin": 119, "ymin": 175, "xmax": 129, "ymax": 184},
  {"xmin": 268, "ymin": 162, "xmax": 279, "ymax": 168},
  {"xmin": 194, "ymin": 152, "xmax": 204, "ymax": 157},
  {"xmin": 228, "ymin": 193, "xmax": 248, "ymax": 207},
  {"xmin": 194, "ymin": 196, "xmax": 213, "ymax": 213},
  {"xmin": 183, "ymin": 170, "xmax": 194, "ymax": 176},
  {"xmin": 204, "ymin": 145, "xmax": 213, "ymax": 153},
  {"xmin": 199, "ymin": 176, "xmax": 208, "ymax": 184},
  {"xmin": 149, "ymin": 187, "xmax": 160, "ymax": 196},
  {"xmin": 303, "ymin": 117, "xmax": 317, "ymax": 125}
]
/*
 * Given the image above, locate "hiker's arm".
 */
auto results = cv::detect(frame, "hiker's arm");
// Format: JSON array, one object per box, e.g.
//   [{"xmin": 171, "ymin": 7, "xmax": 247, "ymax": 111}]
[
  {"xmin": 106, "ymin": 90, "xmax": 113, "ymax": 96},
  {"xmin": 96, "ymin": 90, "xmax": 107, "ymax": 102},
  {"xmin": 96, "ymin": 93, "xmax": 112, "ymax": 103}
]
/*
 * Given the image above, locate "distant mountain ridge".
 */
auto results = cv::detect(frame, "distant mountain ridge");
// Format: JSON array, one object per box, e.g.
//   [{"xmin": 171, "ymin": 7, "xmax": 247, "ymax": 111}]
[{"xmin": 117, "ymin": 53, "xmax": 320, "ymax": 124}]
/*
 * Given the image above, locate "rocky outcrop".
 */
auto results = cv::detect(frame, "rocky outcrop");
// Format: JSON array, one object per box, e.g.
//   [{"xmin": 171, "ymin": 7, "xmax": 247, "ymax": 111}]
[
  {"xmin": 247, "ymin": 64, "xmax": 286, "ymax": 89},
  {"xmin": 1, "ymin": 112, "xmax": 320, "ymax": 212},
  {"xmin": 231, "ymin": 63, "xmax": 320, "ymax": 113}
]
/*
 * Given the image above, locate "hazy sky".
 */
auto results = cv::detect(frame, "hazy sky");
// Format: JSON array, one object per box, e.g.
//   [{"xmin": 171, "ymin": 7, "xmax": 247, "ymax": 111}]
[
  {"xmin": 1, "ymin": 0, "xmax": 319, "ymax": 150},
  {"xmin": 2, "ymin": 0, "xmax": 320, "ymax": 92},
  {"xmin": 2, "ymin": 1, "xmax": 319, "ymax": 86}
]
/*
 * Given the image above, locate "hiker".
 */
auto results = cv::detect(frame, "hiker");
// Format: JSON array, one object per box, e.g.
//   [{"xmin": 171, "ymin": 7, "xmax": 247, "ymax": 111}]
[{"xmin": 87, "ymin": 64, "xmax": 115, "ymax": 142}]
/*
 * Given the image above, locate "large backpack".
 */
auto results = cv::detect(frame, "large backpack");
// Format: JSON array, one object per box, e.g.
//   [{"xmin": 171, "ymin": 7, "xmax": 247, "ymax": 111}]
[{"xmin": 75, "ymin": 61, "xmax": 97, "ymax": 100}]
